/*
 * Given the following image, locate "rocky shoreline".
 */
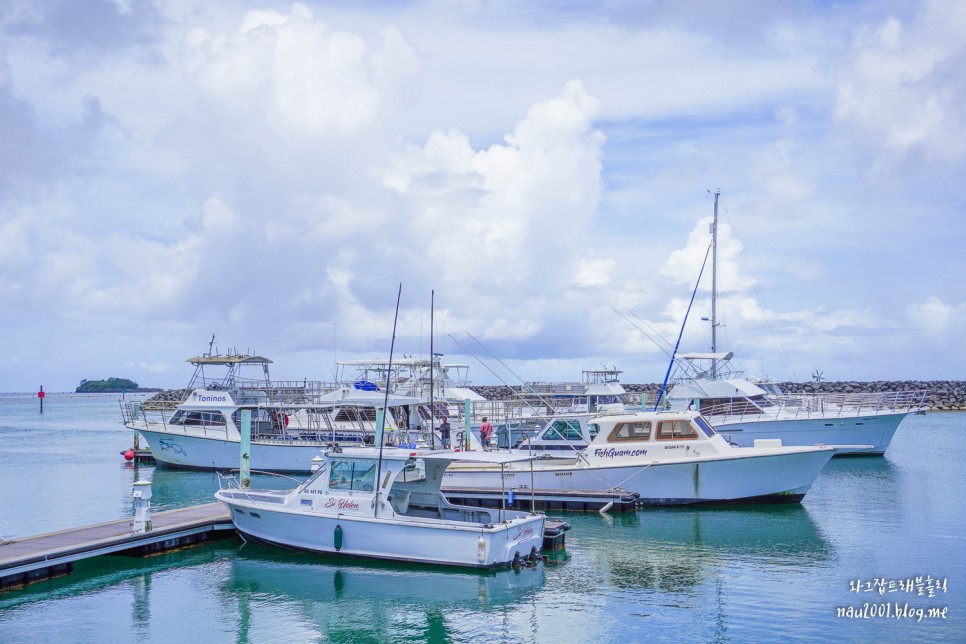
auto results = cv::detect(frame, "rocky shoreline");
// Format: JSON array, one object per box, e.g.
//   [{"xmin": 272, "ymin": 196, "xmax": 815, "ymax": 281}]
[{"xmin": 467, "ymin": 380, "xmax": 966, "ymax": 411}]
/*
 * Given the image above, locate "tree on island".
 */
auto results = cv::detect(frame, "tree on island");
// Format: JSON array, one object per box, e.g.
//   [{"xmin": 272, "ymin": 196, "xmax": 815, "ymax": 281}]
[{"xmin": 76, "ymin": 377, "xmax": 140, "ymax": 393}]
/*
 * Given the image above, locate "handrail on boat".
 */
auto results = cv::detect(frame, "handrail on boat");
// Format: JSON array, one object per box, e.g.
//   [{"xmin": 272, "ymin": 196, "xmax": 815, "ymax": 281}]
[{"xmin": 696, "ymin": 389, "xmax": 929, "ymax": 421}]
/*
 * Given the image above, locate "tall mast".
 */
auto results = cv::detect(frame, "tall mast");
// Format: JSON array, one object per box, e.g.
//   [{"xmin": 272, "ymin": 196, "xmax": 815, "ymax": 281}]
[
  {"xmin": 710, "ymin": 190, "xmax": 720, "ymax": 379},
  {"xmin": 429, "ymin": 290, "xmax": 435, "ymax": 449}
]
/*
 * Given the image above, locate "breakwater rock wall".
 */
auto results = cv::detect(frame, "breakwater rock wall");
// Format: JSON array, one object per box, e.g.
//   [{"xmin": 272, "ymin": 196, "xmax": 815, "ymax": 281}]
[
  {"xmin": 468, "ymin": 381, "xmax": 966, "ymax": 411},
  {"xmin": 774, "ymin": 381, "xmax": 965, "ymax": 411}
]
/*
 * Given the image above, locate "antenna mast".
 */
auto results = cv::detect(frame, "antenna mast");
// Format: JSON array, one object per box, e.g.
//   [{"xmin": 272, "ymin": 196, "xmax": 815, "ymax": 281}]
[
  {"xmin": 375, "ymin": 284, "xmax": 402, "ymax": 518},
  {"xmin": 710, "ymin": 190, "xmax": 720, "ymax": 379}
]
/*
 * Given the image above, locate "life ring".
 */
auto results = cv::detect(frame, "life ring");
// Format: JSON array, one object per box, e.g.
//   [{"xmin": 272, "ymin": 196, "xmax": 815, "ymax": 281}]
[{"xmin": 283, "ymin": 414, "xmax": 289, "ymax": 428}]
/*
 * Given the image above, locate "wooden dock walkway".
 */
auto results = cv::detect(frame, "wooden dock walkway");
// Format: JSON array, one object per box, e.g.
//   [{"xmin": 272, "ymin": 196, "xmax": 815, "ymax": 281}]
[{"xmin": 0, "ymin": 503, "xmax": 233, "ymax": 591}]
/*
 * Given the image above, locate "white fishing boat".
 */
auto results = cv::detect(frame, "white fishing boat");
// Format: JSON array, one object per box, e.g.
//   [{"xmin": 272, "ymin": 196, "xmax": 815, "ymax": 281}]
[
  {"xmin": 121, "ymin": 344, "xmax": 459, "ymax": 471},
  {"xmin": 215, "ymin": 447, "xmax": 547, "ymax": 568},
  {"xmin": 664, "ymin": 352, "xmax": 928, "ymax": 456},
  {"xmin": 442, "ymin": 409, "xmax": 837, "ymax": 505},
  {"xmin": 658, "ymin": 192, "xmax": 929, "ymax": 455}
]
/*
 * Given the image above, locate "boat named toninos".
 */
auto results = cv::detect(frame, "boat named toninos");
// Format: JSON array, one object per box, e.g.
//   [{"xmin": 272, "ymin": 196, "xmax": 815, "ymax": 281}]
[
  {"xmin": 121, "ymin": 343, "xmax": 462, "ymax": 472},
  {"xmin": 442, "ymin": 409, "xmax": 838, "ymax": 505},
  {"xmin": 215, "ymin": 447, "xmax": 547, "ymax": 568}
]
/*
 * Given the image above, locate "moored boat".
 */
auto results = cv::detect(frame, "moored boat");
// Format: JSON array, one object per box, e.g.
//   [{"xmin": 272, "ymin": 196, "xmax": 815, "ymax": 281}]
[
  {"xmin": 442, "ymin": 409, "xmax": 838, "ymax": 505},
  {"xmin": 664, "ymin": 352, "xmax": 928, "ymax": 455},
  {"xmin": 658, "ymin": 192, "xmax": 928, "ymax": 455},
  {"xmin": 121, "ymin": 346, "xmax": 461, "ymax": 472},
  {"xmin": 215, "ymin": 447, "xmax": 547, "ymax": 568}
]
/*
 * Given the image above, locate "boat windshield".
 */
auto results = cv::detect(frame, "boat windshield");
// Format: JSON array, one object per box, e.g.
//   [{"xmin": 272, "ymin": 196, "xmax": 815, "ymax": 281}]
[
  {"xmin": 693, "ymin": 416, "xmax": 716, "ymax": 437},
  {"xmin": 169, "ymin": 410, "xmax": 226, "ymax": 426},
  {"xmin": 329, "ymin": 459, "xmax": 377, "ymax": 492},
  {"xmin": 543, "ymin": 420, "xmax": 583, "ymax": 441}
]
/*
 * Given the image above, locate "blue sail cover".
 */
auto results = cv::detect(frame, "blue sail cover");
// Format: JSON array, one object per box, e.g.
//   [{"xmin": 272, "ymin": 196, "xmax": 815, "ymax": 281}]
[{"xmin": 353, "ymin": 380, "xmax": 378, "ymax": 391}]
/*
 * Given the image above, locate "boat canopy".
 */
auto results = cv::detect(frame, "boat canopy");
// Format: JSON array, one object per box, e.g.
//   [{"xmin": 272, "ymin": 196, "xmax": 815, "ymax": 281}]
[
  {"xmin": 675, "ymin": 352, "xmax": 734, "ymax": 361},
  {"xmin": 317, "ymin": 386, "xmax": 423, "ymax": 406},
  {"xmin": 187, "ymin": 355, "xmax": 273, "ymax": 365},
  {"xmin": 326, "ymin": 446, "xmax": 540, "ymax": 466},
  {"xmin": 584, "ymin": 382, "xmax": 627, "ymax": 396},
  {"xmin": 668, "ymin": 378, "xmax": 767, "ymax": 400}
]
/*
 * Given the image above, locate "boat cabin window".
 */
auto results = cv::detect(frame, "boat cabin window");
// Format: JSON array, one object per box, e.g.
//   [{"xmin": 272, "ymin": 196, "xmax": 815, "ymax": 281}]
[
  {"xmin": 656, "ymin": 420, "xmax": 699, "ymax": 440},
  {"xmin": 230, "ymin": 408, "xmax": 277, "ymax": 429},
  {"xmin": 607, "ymin": 421, "xmax": 651, "ymax": 442},
  {"xmin": 334, "ymin": 407, "xmax": 377, "ymax": 422},
  {"xmin": 169, "ymin": 410, "xmax": 226, "ymax": 426},
  {"xmin": 329, "ymin": 459, "xmax": 377, "ymax": 492},
  {"xmin": 543, "ymin": 420, "xmax": 583, "ymax": 441},
  {"xmin": 587, "ymin": 423, "xmax": 600, "ymax": 441},
  {"xmin": 693, "ymin": 415, "xmax": 716, "ymax": 438},
  {"xmin": 397, "ymin": 458, "xmax": 426, "ymax": 483}
]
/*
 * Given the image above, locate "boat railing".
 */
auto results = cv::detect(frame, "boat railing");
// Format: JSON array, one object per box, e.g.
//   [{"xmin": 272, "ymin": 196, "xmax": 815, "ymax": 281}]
[
  {"xmin": 698, "ymin": 390, "xmax": 930, "ymax": 421},
  {"xmin": 120, "ymin": 400, "xmax": 235, "ymax": 438},
  {"xmin": 217, "ymin": 469, "xmax": 304, "ymax": 495},
  {"xmin": 231, "ymin": 379, "xmax": 341, "ymax": 405}
]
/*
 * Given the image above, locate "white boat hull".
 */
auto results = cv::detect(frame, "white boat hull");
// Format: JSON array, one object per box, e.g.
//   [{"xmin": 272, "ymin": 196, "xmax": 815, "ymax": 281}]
[
  {"xmin": 217, "ymin": 495, "xmax": 545, "ymax": 568},
  {"xmin": 138, "ymin": 428, "xmax": 322, "ymax": 472},
  {"xmin": 708, "ymin": 413, "xmax": 906, "ymax": 455},
  {"xmin": 444, "ymin": 448, "xmax": 835, "ymax": 505}
]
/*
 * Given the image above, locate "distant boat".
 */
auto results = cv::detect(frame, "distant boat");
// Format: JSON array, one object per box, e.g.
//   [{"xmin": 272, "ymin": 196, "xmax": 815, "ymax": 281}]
[
  {"xmin": 215, "ymin": 444, "xmax": 547, "ymax": 568},
  {"xmin": 660, "ymin": 192, "xmax": 929, "ymax": 455},
  {"xmin": 442, "ymin": 409, "xmax": 838, "ymax": 505}
]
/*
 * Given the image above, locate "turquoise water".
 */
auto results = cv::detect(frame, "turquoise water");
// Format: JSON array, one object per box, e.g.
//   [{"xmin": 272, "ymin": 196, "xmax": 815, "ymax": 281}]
[{"xmin": 0, "ymin": 393, "xmax": 964, "ymax": 642}]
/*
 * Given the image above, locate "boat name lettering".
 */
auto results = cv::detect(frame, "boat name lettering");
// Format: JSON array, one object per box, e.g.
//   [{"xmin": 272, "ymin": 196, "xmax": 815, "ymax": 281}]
[
  {"xmin": 594, "ymin": 448, "xmax": 648, "ymax": 458},
  {"xmin": 511, "ymin": 524, "xmax": 535, "ymax": 541},
  {"xmin": 196, "ymin": 394, "xmax": 228, "ymax": 403},
  {"xmin": 324, "ymin": 498, "xmax": 360, "ymax": 511}
]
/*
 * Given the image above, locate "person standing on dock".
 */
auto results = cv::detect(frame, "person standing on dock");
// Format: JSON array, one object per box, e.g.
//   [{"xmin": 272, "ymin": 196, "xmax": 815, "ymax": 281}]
[
  {"xmin": 440, "ymin": 417, "xmax": 451, "ymax": 448},
  {"xmin": 480, "ymin": 417, "xmax": 493, "ymax": 449}
]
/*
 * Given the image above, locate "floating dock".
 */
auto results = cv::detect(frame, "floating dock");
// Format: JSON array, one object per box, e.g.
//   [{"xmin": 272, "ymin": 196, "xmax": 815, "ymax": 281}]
[
  {"xmin": 0, "ymin": 503, "xmax": 234, "ymax": 592},
  {"xmin": 443, "ymin": 486, "xmax": 640, "ymax": 512}
]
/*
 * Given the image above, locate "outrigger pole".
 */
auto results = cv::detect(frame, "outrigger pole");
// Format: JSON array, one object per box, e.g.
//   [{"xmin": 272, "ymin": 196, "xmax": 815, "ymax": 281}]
[
  {"xmin": 375, "ymin": 283, "xmax": 403, "ymax": 519},
  {"xmin": 654, "ymin": 243, "xmax": 712, "ymax": 411}
]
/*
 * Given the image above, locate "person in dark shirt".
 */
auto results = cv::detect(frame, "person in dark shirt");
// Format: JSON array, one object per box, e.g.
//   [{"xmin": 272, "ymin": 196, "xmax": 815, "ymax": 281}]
[{"xmin": 439, "ymin": 417, "xmax": 451, "ymax": 448}]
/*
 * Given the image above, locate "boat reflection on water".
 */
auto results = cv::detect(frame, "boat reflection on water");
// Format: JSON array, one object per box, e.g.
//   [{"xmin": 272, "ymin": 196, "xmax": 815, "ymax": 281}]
[
  {"xmin": 572, "ymin": 505, "xmax": 833, "ymax": 592},
  {"xmin": 222, "ymin": 545, "xmax": 546, "ymax": 641}
]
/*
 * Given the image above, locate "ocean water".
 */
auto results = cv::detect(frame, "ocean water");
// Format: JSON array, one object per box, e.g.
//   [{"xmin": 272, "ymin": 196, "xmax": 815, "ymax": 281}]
[{"xmin": 0, "ymin": 392, "xmax": 963, "ymax": 642}]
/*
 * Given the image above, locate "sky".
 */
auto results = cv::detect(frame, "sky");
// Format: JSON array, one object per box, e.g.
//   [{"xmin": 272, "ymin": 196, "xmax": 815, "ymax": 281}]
[{"xmin": 1, "ymin": 0, "xmax": 964, "ymax": 392}]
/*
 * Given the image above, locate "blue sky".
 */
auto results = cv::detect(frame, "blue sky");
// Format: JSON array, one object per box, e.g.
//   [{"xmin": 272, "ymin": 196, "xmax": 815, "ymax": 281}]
[{"xmin": 1, "ymin": 0, "xmax": 964, "ymax": 392}]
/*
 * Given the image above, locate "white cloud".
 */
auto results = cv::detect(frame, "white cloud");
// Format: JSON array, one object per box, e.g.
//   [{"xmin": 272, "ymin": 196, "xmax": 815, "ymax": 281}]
[
  {"xmin": 906, "ymin": 296, "xmax": 966, "ymax": 335},
  {"xmin": 385, "ymin": 79, "xmax": 604, "ymax": 301},
  {"xmin": 834, "ymin": 3, "xmax": 966, "ymax": 163},
  {"xmin": 659, "ymin": 217, "xmax": 752, "ymax": 294},
  {"xmin": 0, "ymin": 1, "xmax": 964, "ymax": 389},
  {"xmin": 182, "ymin": 3, "xmax": 418, "ymax": 138}
]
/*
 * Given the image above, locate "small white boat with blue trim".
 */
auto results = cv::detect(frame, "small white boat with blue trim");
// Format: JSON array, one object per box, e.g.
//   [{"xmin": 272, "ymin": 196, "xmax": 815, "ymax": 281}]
[{"xmin": 215, "ymin": 447, "xmax": 547, "ymax": 568}]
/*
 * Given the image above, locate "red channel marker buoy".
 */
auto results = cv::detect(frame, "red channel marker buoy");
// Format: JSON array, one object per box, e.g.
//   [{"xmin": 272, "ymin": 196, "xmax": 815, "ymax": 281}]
[{"xmin": 124, "ymin": 449, "xmax": 135, "ymax": 461}]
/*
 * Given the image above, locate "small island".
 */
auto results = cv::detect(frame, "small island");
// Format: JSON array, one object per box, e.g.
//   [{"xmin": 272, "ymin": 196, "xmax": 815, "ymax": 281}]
[{"xmin": 76, "ymin": 377, "xmax": 142, "ymax": 393}]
